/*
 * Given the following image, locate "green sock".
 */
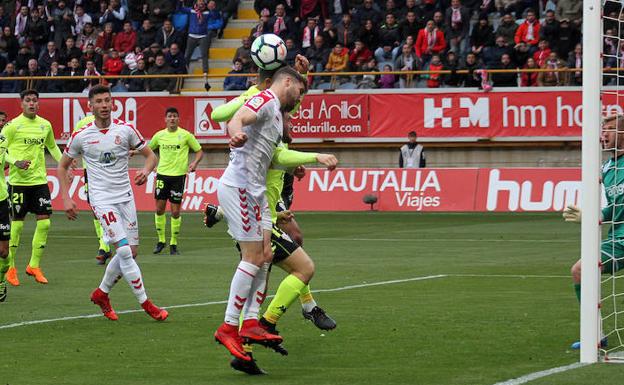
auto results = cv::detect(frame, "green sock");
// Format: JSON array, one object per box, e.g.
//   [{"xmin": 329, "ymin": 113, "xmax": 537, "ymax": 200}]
[
  {"xmin": 29, "ymin": 219, "xmax": 50, "ymax": 268},
  {"xmin": 574, "ymin": 283, "xmax": 581, "ymax": 302},
  {"xmin": 93, "ymin": 219, "xmax": 110, "ymax": 253},
  {"xmin": 155, "ymin": 213, "xmax": 166, "ymax": 243},
  {"xmin": 299, "ymin": 284, "xmax": 318, "ymax": 312},
  {"xmin": 8, "ymin": 220, "xmax": 24, "ymax": 268},
  {"xmin": 170, "ymin": 216, "xmax": 181, "ymax": 246},
  {"xmin": 263, "ymin": 274, "xmax": 306, "ymax": 324},
  {"xmin": 0, "ymin": 257, "xmax": 8, "ymax": 282}
]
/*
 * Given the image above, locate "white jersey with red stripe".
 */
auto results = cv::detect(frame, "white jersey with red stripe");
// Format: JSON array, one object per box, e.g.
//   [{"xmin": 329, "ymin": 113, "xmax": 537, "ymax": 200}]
[
  {"xmin": 220, "ymin": 89, "xmax": 283, "ymax": 200},
  {"xmin": 65, "ymin": 119, "xmax": 146, "ymax": 205}
]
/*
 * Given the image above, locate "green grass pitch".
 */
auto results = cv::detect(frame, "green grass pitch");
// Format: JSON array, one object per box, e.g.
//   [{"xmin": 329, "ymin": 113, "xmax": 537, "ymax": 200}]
[{"xmin": 1, "ymin": 211, "xmax": 624, "ymax": 385}]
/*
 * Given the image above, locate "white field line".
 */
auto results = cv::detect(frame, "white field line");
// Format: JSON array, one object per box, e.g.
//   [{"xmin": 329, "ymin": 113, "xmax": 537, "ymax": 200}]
[
  {"xmin": 491, "ymin": 362, "xmax": 590, "ymax": 385},
  {"xmin": 0, "ymin": 274, "xmax": 446, "ymax": 330}
]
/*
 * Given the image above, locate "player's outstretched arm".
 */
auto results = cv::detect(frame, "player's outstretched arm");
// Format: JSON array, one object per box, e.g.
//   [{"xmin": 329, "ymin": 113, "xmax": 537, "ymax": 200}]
[
  {"xmin": 134, "ymin": 145, "xmax": 158, "ymax": 185},
  {"xmin": 58, "ymin": 154, "xmax": 77, "ymax": 220},
  {"xmin": 272, "ymin": 146, "xmax": 338, "ymax": 170}
]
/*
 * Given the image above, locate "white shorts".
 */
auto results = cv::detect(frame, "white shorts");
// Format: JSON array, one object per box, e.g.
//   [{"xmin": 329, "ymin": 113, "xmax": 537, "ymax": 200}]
[
  {"xmin": 217, "ymin": 182, "xmax": 271, "ymax": 242},
  {"xmin": 91, "ymin": 200, "xmax": 139, "ymax": 246}
]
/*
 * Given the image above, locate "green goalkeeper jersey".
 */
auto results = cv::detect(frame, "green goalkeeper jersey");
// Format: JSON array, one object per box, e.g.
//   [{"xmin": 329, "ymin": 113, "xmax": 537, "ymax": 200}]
[
  {"xmin": 602, "ymin": 156, "xmax": 624, "ymax": 239},
  {"xmin": 2, "ymin": 114, "xmax": 62, "ymax": 186},
  {"xmin": 149, "ymin": 127, "xmax": 202, "ymax": 176}
]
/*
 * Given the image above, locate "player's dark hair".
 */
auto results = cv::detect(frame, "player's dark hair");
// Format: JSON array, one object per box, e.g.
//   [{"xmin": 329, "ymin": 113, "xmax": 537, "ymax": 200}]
[
  {"xmin": 408, "ymin": 131, "xmax": 417, "ymax": 137},
  {"xmin": 273, "ymin": 66, "xmax": 307, "ymax": 92},
  {"xmin": 20, "ymin": 89, "xmax": 39, "ymax": 100},
  {"xmin": 165, "ymin": 107, "xmax": 179, "ymax": 116},
  {"xmin": 88, "ymin": 84, "xmax": 111, "ymax": 100},
  {"xmin": 258, "ymin": 65, "xmax": 285, "ymax": 83}
]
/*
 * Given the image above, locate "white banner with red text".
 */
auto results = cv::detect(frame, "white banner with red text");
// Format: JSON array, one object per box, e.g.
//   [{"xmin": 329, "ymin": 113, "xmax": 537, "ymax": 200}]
[{"xmin": 44, "ymin": 167, "xmax": 583, "ymax": 212}]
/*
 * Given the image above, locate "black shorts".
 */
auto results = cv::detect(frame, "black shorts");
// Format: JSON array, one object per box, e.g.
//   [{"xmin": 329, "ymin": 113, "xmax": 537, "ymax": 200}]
[
  {"xmin": 8, "ymin": 184, "xmax": 52, "ymax": 219},
  {"xmin": 271, "ymin": 224, "xmax": 299, "ymax": 263},
  {"xmin": 0, "ymin": 199, "xmax": 10, "ymax": 241},
  {"xmin": 155, "ymin": 174, "xmax": 186, "ymax": 204}
]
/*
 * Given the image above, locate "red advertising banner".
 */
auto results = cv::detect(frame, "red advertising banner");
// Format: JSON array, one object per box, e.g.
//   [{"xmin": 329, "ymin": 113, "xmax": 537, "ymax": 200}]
[{"xmin": 45, "ymin": 167, "xmax": 582, "ymax": 213}]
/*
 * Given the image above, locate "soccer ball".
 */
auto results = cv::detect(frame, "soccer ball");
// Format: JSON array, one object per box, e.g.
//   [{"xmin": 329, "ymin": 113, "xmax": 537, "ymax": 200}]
[{"xmin": 250, "ymin": 34, "xmax": 287, "ymax": 71}]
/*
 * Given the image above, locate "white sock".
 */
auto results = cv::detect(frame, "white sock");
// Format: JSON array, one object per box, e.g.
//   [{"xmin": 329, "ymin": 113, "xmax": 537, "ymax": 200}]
[
  {"xmin": 117, "ymin": 245, "xmax": 148, "ymax": 304},
  {"xmin": 243, "ymin": 262, "xmax": 270, "ymax": 321},
  {"xmin": 98, "ymin": 255, "xmax": 121, "ymax": 293},
  {"xmin": 224, "ymin": 261, "xmax": 259, "ymax": 325},
  {"xmin": 302, "ymin": 299, "xmax": 317, "ymax": 313}
]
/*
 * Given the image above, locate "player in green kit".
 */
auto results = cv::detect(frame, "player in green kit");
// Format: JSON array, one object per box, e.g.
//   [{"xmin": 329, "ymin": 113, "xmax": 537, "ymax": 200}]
[
  {"xmin": 74, "ymin": 114, "xmax": 112, "ymax": 265},
  {"xmin": 563, "ymin": 114, "xmax": 624, "ymax": 349},
  {"xmin": 2, "ymin": 90, "xmax": 63, "ymax": 285},
  {"xmin": 150, "ymin": 107, "xmax": 203, "ymax": 255}
]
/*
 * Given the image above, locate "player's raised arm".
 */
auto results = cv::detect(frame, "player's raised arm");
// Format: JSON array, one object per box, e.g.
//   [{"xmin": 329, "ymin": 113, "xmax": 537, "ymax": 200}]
[
  {"xmin": 134, "ymin": 145, "xmax": 158, "ymax": 185},
  {"xmin": 227, "ymin": 106, "xmax": 257, "ymax": 147},
  {"xmin": 58, "ymin": 154, "xmax": 77, "ymax": 220}
]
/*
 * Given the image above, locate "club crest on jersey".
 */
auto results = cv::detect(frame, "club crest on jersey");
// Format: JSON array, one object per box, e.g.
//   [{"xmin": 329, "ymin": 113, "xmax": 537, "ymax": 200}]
[{"xmin": 115, "ymin": 135, "xmax": 122, "ymax": 145}]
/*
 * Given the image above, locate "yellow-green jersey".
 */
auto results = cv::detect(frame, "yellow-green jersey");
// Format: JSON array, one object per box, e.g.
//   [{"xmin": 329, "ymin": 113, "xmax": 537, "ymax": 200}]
[
  {"xmin": 2, "ymin": 113, "xmax": 62, "ymax": 186},
  {"xmin": 0, "ymin": 134, "xmax": 9, "ymax": 201},
  {"xmin": 74, "ymin": 115, "xmax": 95, "ymax": 133},
  {"xmin": 149, "ymin": 127, "xmax": 202, "ymax": 176}
]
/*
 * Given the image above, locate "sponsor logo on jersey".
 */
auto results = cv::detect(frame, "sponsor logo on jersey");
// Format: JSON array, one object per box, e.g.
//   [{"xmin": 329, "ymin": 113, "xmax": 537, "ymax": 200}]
[
  {"xmin": 161, "ymin": 144, "xmax": 181, "ymax": 150},
  {"xmin": 99, "ymin": 151, "xmax": 117, "ymax": 165},
  {"xmin": 23, "ymin": 138, "xmax": 44, "ymax": 145},
  {"xmin": 38, "ymin": 197, "xmax": 51, "ymax": 206}
]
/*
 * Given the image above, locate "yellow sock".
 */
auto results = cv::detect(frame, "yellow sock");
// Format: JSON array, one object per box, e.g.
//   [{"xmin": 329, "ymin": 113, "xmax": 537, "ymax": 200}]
[{"xmin": 263, "ymin": 274, "xmax": 306, "ymax": 324}]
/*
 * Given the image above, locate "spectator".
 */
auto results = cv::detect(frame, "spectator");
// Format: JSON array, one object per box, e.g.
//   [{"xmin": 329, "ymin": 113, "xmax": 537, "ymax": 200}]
[
  {"xmin": 0, "ymin": 5, "xmax": 8, "ymax": 31},
  {"xmin": 512, "ymin": 41, "xmax": 530, "ymax": 67},
  {"xmin": 99, "ymin": 0, "xmax": 127, "ymax": 32},
  {"xmin": 478, "ymin": 0, "xmax": 496, "ymax": 18},
  {"xmin": 432, "ymin": 11, "xmax": 447, "ymax": 36},
  {"xmin": 102, "ymin": 49, "xmax": 124, "ymax": 85},
  {"xmin": 250, "ymin": 9, "xmax": 270, "ymax": 40},
  {"xmin": 356, "ymin": 57, "xmax": 379, "ymax": 88},
  {"xmin": 567, "ymin": 43, "xmax": 582, "ymax": 86},
  {"xmin": 336, "ymin": 13, "xmax": 356, "ymax": 48},
  {"xmin": 146, "ymin": 0, "xmax": 175, "ymax": 29},
  {"xmin": 43, "ymin": 61, "xmax": 64, "ymax": 93},
  {"xmin": 165, "ymin": 43, "xmax": 187, "ymax": 74},
  {"xmin": 384, "ymin": 0, "xmax": 400, "ymax": 18},
  {"xmin": 77, "ymin": 23, "xmax": 98, "ymax": 51},
  {"xmin": 514, "ymin": 9, "xmax": 540, "ymax": 52},
  {"xmin": 224, "ymin": 58, "xmax": 248, "ymax": 90},
  {"xmin": 495, "ymin": 13, "xmax": 517, "ymax": 45},
  {"xmin": 96, "ymin": 22, "xmax": 116, "ymax": 54},
  {"xmin": 137, "ymin": 19, "xmax": 157, "ymax": 52},
  {"xmin": 490, "ymin": 53, "xmax": 517, "ymax": 87},
  {"xmin": 82, "ymin": 43, "xmax": 104, "ymax": 72},
  {"xmin": 379, "ymin": 13, "xmax": 401, "ymax": 47},
  {"xmin": 74, "ymin": 5, "xmax": 93, "ymax": 36},
  {"xmin": 125, "ymin": 58, "xmax": 149, "ymax": 92},
  {"xmin": 399, "ymin": 131, "xmax": 426, "ymax": 168},
  {"xmin": 216, "ymin": 0, "xmax": 239, "ymax": 38},
  {"xmin": 180, "ymin": 0, "xmax": 211, "ymax": 74},
  {"xmin": 38, "ymin": 41, "xmax": 61, "ymax": 72},
  {"xmin": 12, "ymin": 6, "xmax": 29, "ymax": 46},
  {"xmin": 326, "ymin": 42, "xmax": 349, "ymax": 72},
  {"xmin": 349, "ymin": 40, "xmax": 373, "ymax": 71},
  {"xmin": 25, "ymin": 58, "xmax": 45, "ymax": 92},
  {"xmin": 63, "ymin": 58, "xmax": 85, "ymax": 93},
  {"xmin": 537, "ymin": 52, "xmax": 568, "ymax": 86},
  {"xmin": 402, "ymin": 0, "xmax": 422, "ymax": 21},
  {"xmin": 470, "ymin": 17, "xmax": 494, "ymax": 57},
  {"xmin": 555, "ymin": 18, "xmax": 580, "ymax": 59},
  {"xmin": 394, "ymin": 43, "xmax": 420, "ymax": 88},
  {"xmin": 145, "ymin": 42, "xmax": 163, "ymax": 69},
  {"xmin": 540, "ymin": 9, "xmax": 560, "ymax": 49},
  {"xmin": 556, "ymin": 0, "xmax": 582, "ymax": 24},
  {"xmin": 205, "ymin": 1, "xmax": 224, "ymax": 48},
  {"xmin": 378, "ymin": 64, "xmax": 396, "ymax": 88},
  {"xmin": 306, "ymin": 35, "xmax": 329, "ymax": 75},
  {"xmin": 532, "ymin": 39, "xmax": 551, "ymax": 67},
  {"xmin": 48, "ymin": 0, "xmax": 75, "ymax": 48},
  {"xmin": 114, "ymin": 21, "xmax": 137, "ymax": 56},
  {"xmin": 124, "ymin": 46, "xmax": 145, "ymax": 70},
  {"xmin": 127, "ymin": 1, "xmax": 147, "ymax": 30},
  {"xmin": 399, "ymin": 11, "xmax": 421, "ymax": 43},
  {"xmin": 483, "ymin": 35, "xmax": 512, "ymax": 67},
  {"xmin": 354, "ymin": 0, "xmax": 381, "ymax": 26},
  {"xmin": 15, "ymin": 45, "xmax": 34, "ymax": 75},
  {"xmin": 0, "ymin": 62, "xmax": 19, "ymax": 93},
  {"xmin": 415, "ymin": 20, "xmax": 446, "ymax": 64},
  {"xmin": 520, "ymin": 57, "xmax": 538, "ymax": 86},
  {"xmin": 82, "ymin": 59, "xmax": 101, "ymax": 91},
  {"xmin": 155, "ymin": 19, "xmax": 185, "ymax": 54},
  {"xmin": 284, "ymin": 37, "xmax": 301, "ymax": 66},
  {"xmin": 424, "ymin": 54, "xmax": 443, "ymax": 88},
  {"xmin": 24, "ymin": 7, "xmax": 48, "ymax": 57},
  {"xmin": 270, "ymin": 3, "xmax": 295, "ymax": 40},
  {"xmin": 375, "ymin": 42, "xmax": 397, "ymax": 70},
  {"xmin": 443, "ymin": 51, "xmax": 463, "ymax": 86},
  {"xmin": 148, "ymin": 53, "xmax": 175, "ymax": 92},
  {"xmin": 358, "ymin": 19, "xmax": 380, "ymax": 52},
  {"xmin": 254, "ymin": 0, "xmax": 278, "ymax": 16},
  {"xmin": 299, "ymin": 0, "xmax": 328, "ymax": 21},
  {"xmin": 301, "ymin": 17, "xmax": 321, "ymax": 49},
  {"xmin": 322, "ymin": 18, "xmax": 338, "ymax": 47},
  {"xmin": 445, "ymin": 0, "xmax": 470, "ymax": 55},
  {"xmin": 461, "ymin": 52, "xmax": 483, "ymax": 87},
  {"xmin": 0, "ymin": 26, "xmax": 18, "ymax": 62},
  {"xmin": 60, "ymin": 37, "xmax": 83, "ymax": 67},
  {"xmin": 495, "ymin": 0, "xmax": 519, "ymax": 16},
  {"xmin": 233, "ymin": 37, "xmax": 253, "ymax": 71}
]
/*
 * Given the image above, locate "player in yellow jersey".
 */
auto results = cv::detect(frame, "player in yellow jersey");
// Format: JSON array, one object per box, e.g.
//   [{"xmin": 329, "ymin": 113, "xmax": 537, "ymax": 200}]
[
  {"xmin": 149, "ymin": 107, "xmax": 203, "ymax": 255},
  {"xmin": 74, "ymin": 114, "xmax": 113, "ymax": 265},
  {"xmin": 2, "ymin": 89, "xmax": 63, "ymax": 285}
]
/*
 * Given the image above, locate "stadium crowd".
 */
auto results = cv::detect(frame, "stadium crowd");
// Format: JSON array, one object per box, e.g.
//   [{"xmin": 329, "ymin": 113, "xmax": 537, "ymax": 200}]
[{"xmin": 0, "ymin": 0, "xmax": 588, "ymax": 91}]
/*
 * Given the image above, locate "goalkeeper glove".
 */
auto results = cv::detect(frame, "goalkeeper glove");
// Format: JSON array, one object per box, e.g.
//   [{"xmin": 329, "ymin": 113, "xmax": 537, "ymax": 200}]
[{"xmin": 563, "ymin": 205, "xmax": 582, "ymax": 224}]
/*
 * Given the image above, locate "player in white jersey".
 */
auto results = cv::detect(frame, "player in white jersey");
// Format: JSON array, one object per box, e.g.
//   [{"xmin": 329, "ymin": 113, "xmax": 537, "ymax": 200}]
[
  {"xmin": 57, "ymin": 85, "xmax": 168, "ymax": 322},
  {"xmin": 214, "ymin": 66, "xmax": 308, "ymax": 362}
]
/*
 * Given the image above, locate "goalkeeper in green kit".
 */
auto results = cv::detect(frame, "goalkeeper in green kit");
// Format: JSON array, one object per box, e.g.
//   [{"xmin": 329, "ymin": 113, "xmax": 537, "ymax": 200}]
[{"xmin": 563, "ymin": 114, "xmax": 624, "ymax": 350}]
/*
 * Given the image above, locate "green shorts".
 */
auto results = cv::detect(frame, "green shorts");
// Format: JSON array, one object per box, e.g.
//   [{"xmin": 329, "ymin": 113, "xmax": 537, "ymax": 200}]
[{"xmin": 601, "ymin": 239, "xmax": 624, "ymax": 274}]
